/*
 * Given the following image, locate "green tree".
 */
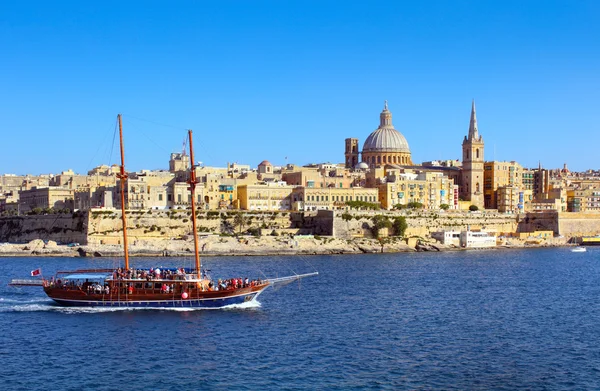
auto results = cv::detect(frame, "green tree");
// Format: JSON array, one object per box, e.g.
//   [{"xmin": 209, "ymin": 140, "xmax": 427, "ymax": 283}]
[
  {"xmin": 371, "ymin": 215, "xmax": 392, "ymax": 238},
  {"xmin": 469, "ymin": 205, "xmax": 479, "ymax": 211},
  {"xmin": 439, "ymin": 204, "xmax": 450, "ymax": 211},
  {"xmin": 345, "ymin": 200, "xmax": 380, "ymax": 210},
  {"xmin": 407, "ymin": 201, "xmax": 424, "ymax": 209},
  {"xmin": 392, "ymin": 216, "xmax": 408, "ymax": 237}
]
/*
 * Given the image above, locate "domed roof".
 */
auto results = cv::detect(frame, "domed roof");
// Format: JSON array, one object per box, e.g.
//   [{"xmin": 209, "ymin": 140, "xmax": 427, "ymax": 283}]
[
  {"xmin": 362, "ymin": 101, "xmax": 410, "ymax": 153},
  {"xmin": 258, "ymin": 160, "xmax": 272, "ymax": 166},
  {"xmin": 355, "ymin": 162, "xmax": 369, "ymax": 170}
]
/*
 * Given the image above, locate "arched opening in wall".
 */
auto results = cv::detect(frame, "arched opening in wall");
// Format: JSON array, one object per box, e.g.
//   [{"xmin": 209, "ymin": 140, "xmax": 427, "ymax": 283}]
[
  {"xmin": 476, "ymin": 149, "xmax": 479, "ymax": 159},
  {"xmin": 377, "ymin": 156, "xmax": 381, "ymax": 164},
  {"xmin": 383, "ymin": 156, "xmax": 386, "ymax": 164},
  {"xmin": 466, "ymin": 150, "xmax": 470, "ymax": 160},
  {"xmin": 476, "ymin": 183, "xmax": 480, "ymax": 193}
]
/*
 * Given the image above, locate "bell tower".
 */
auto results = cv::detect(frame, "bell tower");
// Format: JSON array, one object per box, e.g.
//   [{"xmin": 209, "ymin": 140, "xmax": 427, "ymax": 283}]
[
  {"xmin": 461, "ymin": 100, "xmax": 484, "ymax": 208},
  {"xmin": 345, "ymin": 138, "xmax": 359, "ymax": 169}
]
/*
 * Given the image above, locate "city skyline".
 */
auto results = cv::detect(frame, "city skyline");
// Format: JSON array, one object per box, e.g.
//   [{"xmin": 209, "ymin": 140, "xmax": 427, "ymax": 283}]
[{"xmin": 1, "ymin": 1, "xmax": 599, "ymax": 175}]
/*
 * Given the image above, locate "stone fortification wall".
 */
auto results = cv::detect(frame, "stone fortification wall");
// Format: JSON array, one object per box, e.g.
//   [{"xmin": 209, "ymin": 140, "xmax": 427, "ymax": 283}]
[
  {"xmin": 557, "ymin": 212, "xmax": 600, "ymax": 237},
  {"xmin": 333, "ymin": 210, "xmax": 519, "ymax": 239},
  {"xmin": 0, "ymin": 214, "xmax": 87, "ymax": 244},
  {"xmin": 87, "ymin": 210, "xmax": 294, "ymax": 244},
  {"xmin": 516, "ymin": 212, "xmax": 559, "ymax": 234},
  {"xmin": 8, "ymin": 209, "xmax": 576, "ymax": 244},
  {"xmin": 515, "ymin": 211, "xmax": 600, "ymax": 237}
]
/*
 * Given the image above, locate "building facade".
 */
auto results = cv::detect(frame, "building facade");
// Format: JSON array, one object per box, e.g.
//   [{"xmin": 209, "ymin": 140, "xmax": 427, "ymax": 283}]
[
  {"xmin": 290, "ymin": 186, "xmax": 379, "ymax": 211},
  {"xmin": 483, "ymin": 161, "xmax": 523, "ymax": 209}
]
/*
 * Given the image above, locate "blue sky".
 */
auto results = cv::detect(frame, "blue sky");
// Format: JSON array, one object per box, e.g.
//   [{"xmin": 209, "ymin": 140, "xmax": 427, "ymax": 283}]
[{"xmin": 1, "ymin": 0, "xmax": 598, "ymax": 175}]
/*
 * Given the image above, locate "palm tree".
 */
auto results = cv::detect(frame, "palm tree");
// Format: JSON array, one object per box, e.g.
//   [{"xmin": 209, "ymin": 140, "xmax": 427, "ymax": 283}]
[{"xmin": 233, "ymin": 212, "xmax": 247, "ymax": 234}]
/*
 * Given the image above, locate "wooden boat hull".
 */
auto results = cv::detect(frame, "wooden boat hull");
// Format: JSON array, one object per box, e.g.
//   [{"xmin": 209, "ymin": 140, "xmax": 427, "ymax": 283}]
[{"xmin": 44, "ymin": 284, "xmax": 269, "ymax": 308}]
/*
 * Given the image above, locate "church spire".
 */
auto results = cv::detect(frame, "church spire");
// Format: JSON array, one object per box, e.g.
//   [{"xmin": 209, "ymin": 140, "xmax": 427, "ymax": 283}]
[{"xmin": 468, "ymin": 99, "xmax": 479, "ymax": 140}]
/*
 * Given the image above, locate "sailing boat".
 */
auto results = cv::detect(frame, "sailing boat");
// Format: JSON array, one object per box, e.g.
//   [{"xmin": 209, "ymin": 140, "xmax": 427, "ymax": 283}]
[{"xmin": 10, "ymin": 115, "xmax": 317, "ymax": 308}]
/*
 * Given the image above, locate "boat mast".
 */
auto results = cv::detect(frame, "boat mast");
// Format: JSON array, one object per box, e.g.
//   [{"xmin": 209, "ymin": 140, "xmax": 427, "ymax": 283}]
[
  {"xmin": 187, "ymin": 129, "xmax": 201, "ymax": 279},
  {"xmin": 117, "ymin": 114, "xmax": 130, "ymax": 270}
]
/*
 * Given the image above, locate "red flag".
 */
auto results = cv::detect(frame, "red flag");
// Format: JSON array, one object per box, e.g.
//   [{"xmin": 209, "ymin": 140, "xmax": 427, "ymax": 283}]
[{"xmin": 31, "ymin": 268, "xmax": 41, "ymax": 276}]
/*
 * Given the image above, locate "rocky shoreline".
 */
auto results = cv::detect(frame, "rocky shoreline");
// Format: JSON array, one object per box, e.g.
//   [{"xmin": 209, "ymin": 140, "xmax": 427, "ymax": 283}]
[{"xmin": 0, "ymin": 235, "xmax": 573, "ymax": 258}]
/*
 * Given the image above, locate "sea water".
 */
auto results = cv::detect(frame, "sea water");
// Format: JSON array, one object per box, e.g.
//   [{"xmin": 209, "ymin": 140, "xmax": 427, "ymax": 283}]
[{"xmin": 1, "ymin": 248, "xmax": 599, "ymax": 390}]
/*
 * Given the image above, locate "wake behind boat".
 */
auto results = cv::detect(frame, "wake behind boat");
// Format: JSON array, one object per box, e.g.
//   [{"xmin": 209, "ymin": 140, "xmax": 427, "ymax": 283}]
[
  {"xmin": 9, "ymin": 115, "xmax": 317, "ymax": 308},
  {"xmin": 571, "ymin": 246, "xmax": 587, "ymax": 253}
]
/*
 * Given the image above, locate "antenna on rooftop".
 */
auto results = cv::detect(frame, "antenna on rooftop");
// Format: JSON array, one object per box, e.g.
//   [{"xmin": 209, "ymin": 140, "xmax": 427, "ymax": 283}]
[{"xmin": 182, "ymin": 137, "xmax": 188, "ymax": 156}]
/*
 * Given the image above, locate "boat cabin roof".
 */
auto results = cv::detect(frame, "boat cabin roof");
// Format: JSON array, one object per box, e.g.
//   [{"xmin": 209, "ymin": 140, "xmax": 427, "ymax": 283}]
[{"xmin": 61, "ymin": 273, "xmax": 112, "ymax": 281}]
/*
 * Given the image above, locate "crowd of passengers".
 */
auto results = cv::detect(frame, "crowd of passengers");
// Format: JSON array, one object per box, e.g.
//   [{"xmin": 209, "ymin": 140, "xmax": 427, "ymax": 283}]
[
  {"xmin": 212, "ymin": 277, "xmax": 264, "ymax": 291},
  {"xmin": 48, "ymin": 271, "xmax": 265, "ymax": 294},
  {"xmin": 113, "ymin": 267, "xmax": 193, "ymax": 281}
]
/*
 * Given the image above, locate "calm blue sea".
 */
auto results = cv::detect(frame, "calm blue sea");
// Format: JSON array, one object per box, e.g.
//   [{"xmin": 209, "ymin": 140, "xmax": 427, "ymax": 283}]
[{"xmin": 1, "ymin": 248, "xmax": 600, "ymax": 390}]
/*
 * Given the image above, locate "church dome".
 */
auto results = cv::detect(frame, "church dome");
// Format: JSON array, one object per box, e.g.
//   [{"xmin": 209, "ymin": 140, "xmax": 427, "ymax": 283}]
[{"xmin": 362, "ymin": 102, "xmax": 410, "ymax": 153}]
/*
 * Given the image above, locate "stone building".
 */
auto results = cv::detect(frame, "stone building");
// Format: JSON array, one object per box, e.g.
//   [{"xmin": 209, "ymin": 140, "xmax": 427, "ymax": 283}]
[
  {"xmin": 290, "ymin": 186, "xmax": 379, "ymax": 211},
  {"xmin": 373, "ymin": 167, "xmax": 456, "ymax": 210},
  {"xmin": 483, "ymin": 161, "xmax": 523, "ymax": 209},
  {"xmin": 237, "ymin": 182, "xmax": 294, "ymax": 211},
  {"xmin": 282, "ymin": 164, "xmax": 356, "ymax": 189},
  {"xmin": 18, "ymin": 187, "xmax": 75, "ymax": 213}
]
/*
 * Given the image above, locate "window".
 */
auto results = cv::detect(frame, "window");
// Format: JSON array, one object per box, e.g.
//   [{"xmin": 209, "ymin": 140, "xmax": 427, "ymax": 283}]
[{"xmin": 158, "ymin": 194, "xmax": 163, "ymax": 201}]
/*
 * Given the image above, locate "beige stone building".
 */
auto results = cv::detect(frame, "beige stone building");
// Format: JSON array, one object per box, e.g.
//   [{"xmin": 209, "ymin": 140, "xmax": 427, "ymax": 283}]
[
  {"xmin": 237, "ymin": 183, "xmax": 295, "ymax": 211},
  {"xmin": 483, "ymin": 161, "xmax": 523, "ymax": 209},
  {"xmin": 290, "ymin": 186, "xmax": 378, "ymax": 211},
  {"xmin": 567, "ymin": 188, "xmax": 600, "ymax": 212},
  {"xmin": 496, "ymin": 185, "xmax": 520, "ymax": 213},
  {"xmin": 282, "ymin": 164, "xmax": 356, "ymax": 189},
  {"xmin": 18, "ymin": 187, "xmax": 75, "ymax": 213},
  {"xmin": 376, "ymin": 168, "xmax": 456, "ymax": 210},
  {"xmin": 114, "ymin": 170, "xmax": 175, "ymax": 210}
]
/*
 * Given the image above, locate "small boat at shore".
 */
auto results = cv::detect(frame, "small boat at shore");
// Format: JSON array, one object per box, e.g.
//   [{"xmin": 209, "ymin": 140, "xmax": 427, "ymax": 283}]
[
  {"xmin": 571, "ymin": 246, "xmax": 587, "ymax": 253},
  {"xmin": 10, "ymin": 115, "xmax": 317, "ymax": 308}
]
